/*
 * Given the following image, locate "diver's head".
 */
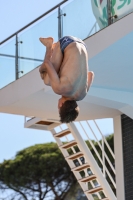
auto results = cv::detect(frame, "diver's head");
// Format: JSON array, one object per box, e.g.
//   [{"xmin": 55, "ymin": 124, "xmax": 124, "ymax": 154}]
[{"xmin": 58, "ymin": 97, "xmax": 79, "ymax": 123}]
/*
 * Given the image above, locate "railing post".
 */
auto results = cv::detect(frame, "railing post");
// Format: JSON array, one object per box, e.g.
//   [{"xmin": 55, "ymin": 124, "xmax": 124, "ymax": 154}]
[
  {"xmin": 102, "ymin": 136, "xmax": 106, "ymax": 178},
  {"xmin": 107, "ymin": 0, "xmax": 112, "ymax": 25},
  {"xmin": 15, "ymin": 34, "xmax": 19, "ymax": 80},
  {"xmin": 58, "ymin": 6, "xmax": 62, "ymax": 40},
  {"xmin": 58, "ymin": 6, "xmax": 66, "ymax": 40}
]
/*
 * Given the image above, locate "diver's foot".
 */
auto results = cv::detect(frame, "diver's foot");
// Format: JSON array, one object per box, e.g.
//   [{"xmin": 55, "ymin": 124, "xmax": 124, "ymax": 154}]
[{"xmin": 39, "ymin": 37, "xmax": 54, "ymax": 47}]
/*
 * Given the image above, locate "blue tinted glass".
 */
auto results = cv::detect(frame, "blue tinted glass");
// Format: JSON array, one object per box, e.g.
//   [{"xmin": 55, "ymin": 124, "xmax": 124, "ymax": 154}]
[
  {"xmin": 0, "ymin": 37, "xmax": 16, "ymax": 88},
  {"xmin": 18, "ymin": 9, "xmax": 58, "ymax": 61},
  {"xmin": 18, "ymin": 59, "xmax": 42, "ymax": 78},
  {"xmin": 0, "ymin": 57, "xmax": 15, "ymax": 89},
  {"xmin": 0, "ymin": 37, "xmax": 16, "ymax": 56},
  {"xmin": 61, "ymin": 0, "xmax": 101, "ymax": 39}
]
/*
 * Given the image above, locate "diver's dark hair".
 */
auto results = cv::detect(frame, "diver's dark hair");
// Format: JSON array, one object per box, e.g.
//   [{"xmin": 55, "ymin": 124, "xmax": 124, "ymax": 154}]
[{"xmin": 59, "ymin": 100, "xmax": 79, "ymax": 123}]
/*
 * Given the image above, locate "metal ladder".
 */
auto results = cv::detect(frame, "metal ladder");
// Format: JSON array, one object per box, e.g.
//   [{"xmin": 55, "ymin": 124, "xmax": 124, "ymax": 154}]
[
  {"xmin": 24, "ymin": 117, "xmax": 117, "ymax": 200},
  {"xmin": 51, "ymin": 123, "xmax": 117, "ymax": 200}
]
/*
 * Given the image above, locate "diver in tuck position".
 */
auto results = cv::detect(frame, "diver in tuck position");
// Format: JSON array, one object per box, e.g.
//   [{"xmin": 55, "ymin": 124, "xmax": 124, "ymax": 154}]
[{"xmin": 39, "ymin": 36, "xmax": 94, "ymax": 123}]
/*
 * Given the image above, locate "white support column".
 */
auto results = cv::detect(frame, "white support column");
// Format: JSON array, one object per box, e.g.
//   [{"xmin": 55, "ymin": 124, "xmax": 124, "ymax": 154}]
[
  {"xmin": 68, "ymin": 122, "xmax": 117, "ymax": 200},
  {"xmin": 114, "ymin": 116, "xmax": 125, "ymax": 200}
]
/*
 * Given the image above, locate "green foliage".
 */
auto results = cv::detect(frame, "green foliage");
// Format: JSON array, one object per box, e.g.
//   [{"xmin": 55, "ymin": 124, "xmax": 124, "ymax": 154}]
[
  {"xmin": 64, "ymin": 182, "xmax": 87, "ymax": 200},
  {"xmin": 0, "ymin": 135, "xmax": 115, "ymax": 199},
  {"xmin": 0, "ymin": 143, "xmax": 76, "ymax": 200}
]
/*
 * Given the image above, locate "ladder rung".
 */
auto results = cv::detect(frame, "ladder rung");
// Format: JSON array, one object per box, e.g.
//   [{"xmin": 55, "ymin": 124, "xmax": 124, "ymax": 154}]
[
  {"xmin": 72, "ymin": 163, "xmax": 90, "ymax": 171},
  {"xmin": 36, "ymin": 121, "xmax": 53, "ymax": 125},
  {"xmin": 66, "ymin": 152, "xmax": 84, "ymax": 160},
  {"xmin": 60, "ymin": 140, "xmax": 77, "ymax": 149},
  {"xmin": 79, "ymin": 174, "xmax": 96, "ymax": 182},
  {"xmin": 85, "ymin": 186, "xmax": 103, "ymax": 194},
  {"xmin": 54, "ymin": 129, "xmax": 71, "ymax": 138}
]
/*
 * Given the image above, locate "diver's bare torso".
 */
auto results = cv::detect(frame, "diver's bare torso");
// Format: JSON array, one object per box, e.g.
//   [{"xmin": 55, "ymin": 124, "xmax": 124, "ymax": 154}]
[{"xmin": 49, "ymin": 39, "xmax": 90, "ymax": 101}]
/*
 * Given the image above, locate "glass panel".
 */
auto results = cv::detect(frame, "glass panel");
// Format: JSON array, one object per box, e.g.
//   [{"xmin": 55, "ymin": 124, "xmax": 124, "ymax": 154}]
[
  {"xmin": 61, "ymin": 0, "xmax": 106, "ymax": 39},
  {"xmin": 0, "ymin": 37, "xmax": 16, "ymax": 56},
  {"xmin": 112, "ymin": 0, "xmax": 133, "ymax": 23},
  {"xmin": 0, "ymin": 37, "xmax": 16, "ymax": 88},
  {"xmin": 0, "ymin": 56, "xmax": 15, "ymax": 89},
  {"xmin": 18, "ymin": 59, "xmax": 42, "ymax": 78},
  {"xmin": 18, "ymin": 9, "xmax": 58, "ymax": 62}
]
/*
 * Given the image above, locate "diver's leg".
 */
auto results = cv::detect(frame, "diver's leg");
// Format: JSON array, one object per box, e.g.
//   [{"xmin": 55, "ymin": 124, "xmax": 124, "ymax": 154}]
[
  {"xmin": 50, "ymin": 42, "xmax": 63, "ymax": 73},
  {"xmin": 39, "ymin": 37, "xmax": 63, "ymax": 75},
  {"xmin": 39, "ymin": 37, "xmax": 54, "ymax": 74},
  {"xmin": 39, "ymin": 37, "xmax": 53, "ymax": 61}
]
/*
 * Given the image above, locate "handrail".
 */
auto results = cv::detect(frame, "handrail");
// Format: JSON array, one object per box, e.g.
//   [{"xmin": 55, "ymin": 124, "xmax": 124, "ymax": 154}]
[
  {"xmin": 79, "ymin": 120, "xmax": 116, "ymax": 190},
  {"xmin": 79, "ymin": 122, "xmax": 116, "ymax": 188},
  {"xmin": 0, "ymin": 0, "xmax": 69, "ymax": 45}
]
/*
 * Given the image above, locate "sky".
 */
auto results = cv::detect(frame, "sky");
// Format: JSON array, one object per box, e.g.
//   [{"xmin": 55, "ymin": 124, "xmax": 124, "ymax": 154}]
[{"xmin": 0, "ymin": 0, "xmax": 114, "ymax": 163}]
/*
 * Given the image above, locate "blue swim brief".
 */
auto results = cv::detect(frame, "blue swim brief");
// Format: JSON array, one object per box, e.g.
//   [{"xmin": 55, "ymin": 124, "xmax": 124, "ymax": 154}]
[{"xmin": 59, "ymin": 36, "xmax": 87, "ymax": 55}]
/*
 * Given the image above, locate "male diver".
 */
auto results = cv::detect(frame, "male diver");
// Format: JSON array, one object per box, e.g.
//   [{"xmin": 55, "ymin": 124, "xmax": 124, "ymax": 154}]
[{"xmin": 39, "ymin": 36, "xmax": 94, "ymax": 123}]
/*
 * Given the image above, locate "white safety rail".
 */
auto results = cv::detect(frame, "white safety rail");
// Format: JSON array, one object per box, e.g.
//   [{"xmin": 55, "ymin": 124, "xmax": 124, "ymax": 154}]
[
  {"xmin": 77, "ymin": 120, "xmax": 116, "ymax": 195},
  {"xmin": 51, "ymin": 122, "xmax": 117, "ymax": 200}
]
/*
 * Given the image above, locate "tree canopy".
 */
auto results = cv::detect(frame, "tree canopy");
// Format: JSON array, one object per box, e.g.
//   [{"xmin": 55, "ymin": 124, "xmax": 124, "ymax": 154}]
[
  {"xmin": 0, "ymin": 134, "xmax": 115, "ymax": 200},
  {"xmin": 0, "ymin": 143, "xmax": 76, "ymax": 200}
]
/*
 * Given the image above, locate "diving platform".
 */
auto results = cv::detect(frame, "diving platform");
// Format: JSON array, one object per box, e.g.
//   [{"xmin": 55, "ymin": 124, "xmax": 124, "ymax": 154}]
[{"xmin": 0, "ymin": 13, "xmax": 133, "ymax": 121}]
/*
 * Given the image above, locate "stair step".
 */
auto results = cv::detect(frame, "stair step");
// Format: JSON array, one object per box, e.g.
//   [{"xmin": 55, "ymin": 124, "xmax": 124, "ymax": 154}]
[
  {"xmin": 60, "ymin": 140, "xmax": 77, "ymax": 149},
  {"xmin": 79, "ymin": 174, "xmax": 96, "ymax": 182},
  {"xmin": 85, "ymin": 186, "xmax": 103, "ymax": 194},
  {"xmin": 72, "ymin": 163, "xmax": 90, "ymax": 171},
  {"xmin": 66, "ymin": 152, "xmax": 84, "ymax": 160},
  {"xmin": 36, "ymin": 121, "xmax": 54, "ymax": 125},
  {"xmin": 54, "ymin": 129, "xmax": 71, "ymax": 138}
]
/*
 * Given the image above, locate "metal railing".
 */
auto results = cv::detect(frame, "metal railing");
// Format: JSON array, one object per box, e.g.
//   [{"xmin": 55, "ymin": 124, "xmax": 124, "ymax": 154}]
[
  {"xmin": 0, "ymin": 0, "xmax": 68, "ymax": 45},
  {"xmin": 79, "ymin": 120, "xmax": 116, "ymax": 193},
  {"xmin": 0, "ymin": 0, "xmax": 68, "ymax": 81},
  {"xmin": 0, "ymin": 0, "xmax": 112, "ymax": 84},
  {"xmin": 1, "ymin": 0, "xmax": 133, "ymax": 88}
]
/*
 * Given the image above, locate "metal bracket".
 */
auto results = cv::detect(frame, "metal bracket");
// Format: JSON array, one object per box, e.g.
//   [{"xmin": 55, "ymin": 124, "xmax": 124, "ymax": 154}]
[
  {"xmin": 109, "ymin": 15, "xmax": 118, "ymax": 19},
  {"xmin": 17, "ymin": 71, "xmax": 23, "ymax": 74},
  {"xmin": 57, "ymin": 13, "xmax": 66, "ymax": 18},
  {"xmin": 15, "ymin": 41, "xmax": 23, "ymax": 45}
]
